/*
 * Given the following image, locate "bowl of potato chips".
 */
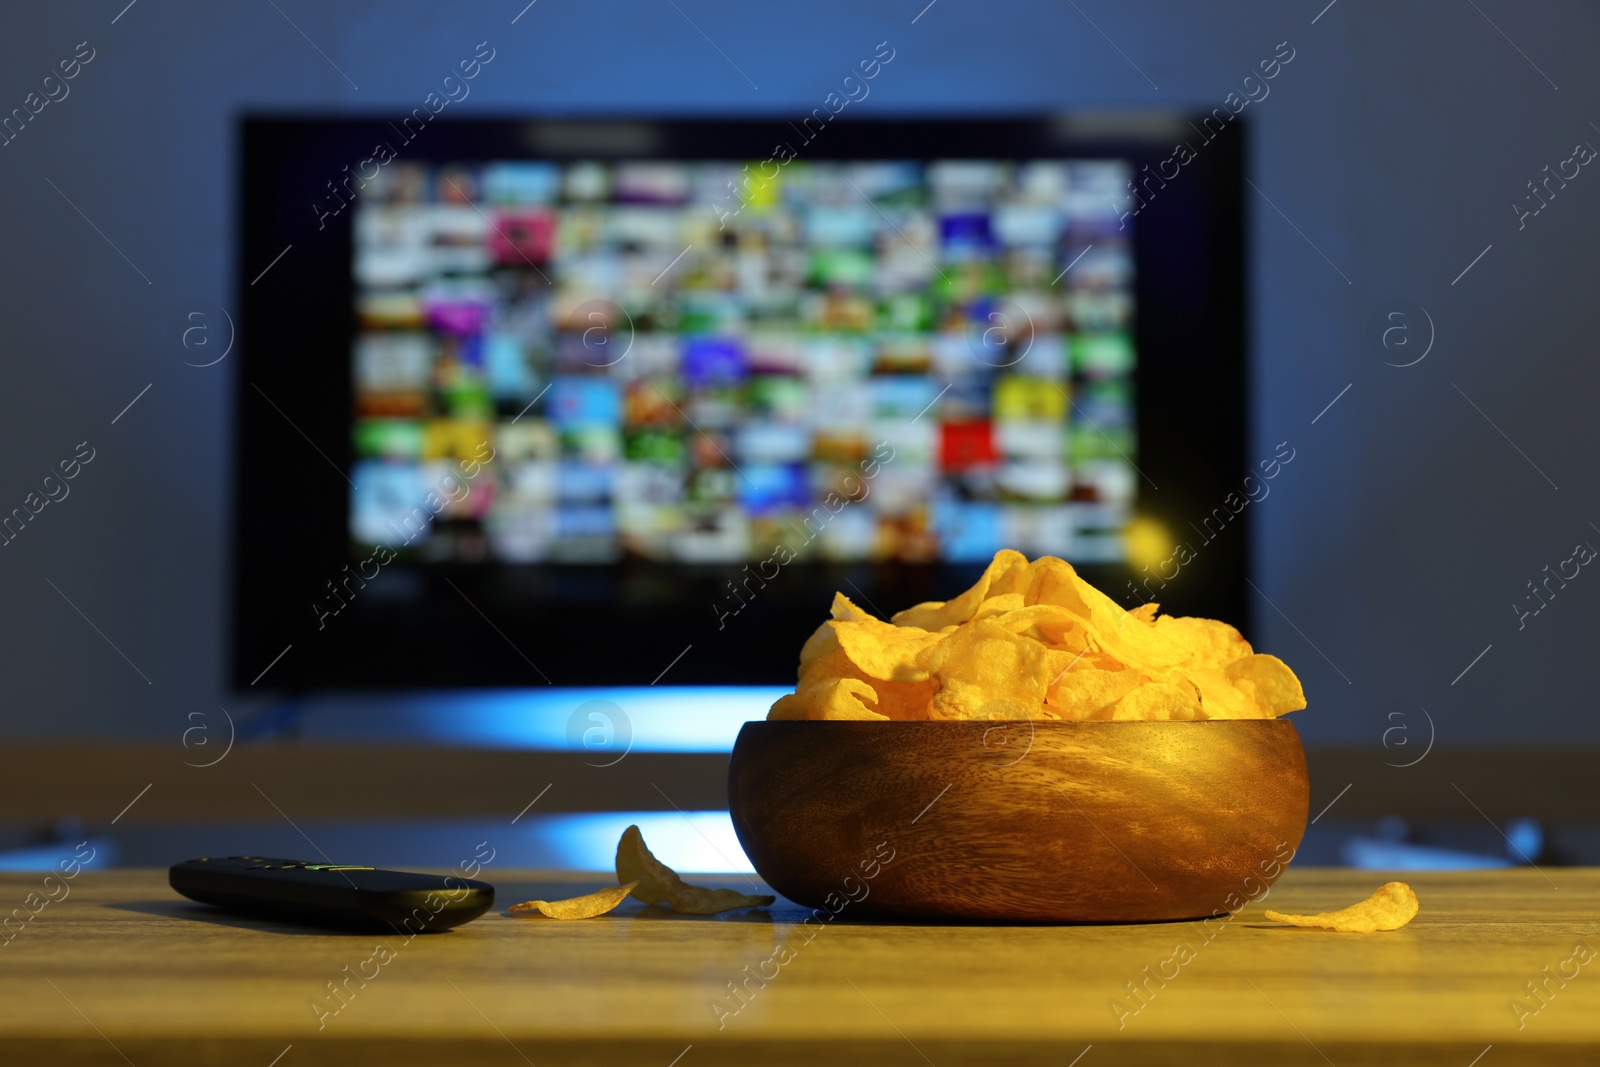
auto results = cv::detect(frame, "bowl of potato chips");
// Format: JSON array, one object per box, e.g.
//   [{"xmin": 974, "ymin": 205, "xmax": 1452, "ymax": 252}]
[{"xmin": 728, "ymin": 550, "xmax": 1311, "ymax": 923}]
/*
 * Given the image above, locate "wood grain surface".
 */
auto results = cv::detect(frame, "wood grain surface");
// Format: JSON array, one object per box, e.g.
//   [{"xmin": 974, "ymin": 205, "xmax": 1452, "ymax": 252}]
[
  {"xmin": 1, "ymin": 867, "xmax": 1597, "ymax": 1065},
  {"xmin": 0, "ymin": 744, "xmax": 1594, "ymax": 826},
  {"xmin": 0, "ymin": 745, "xmax": 730, "ymax": 823},
  {"xmin": 729, "ymin": 720, "xmax": 1309, "ymax": 921}
]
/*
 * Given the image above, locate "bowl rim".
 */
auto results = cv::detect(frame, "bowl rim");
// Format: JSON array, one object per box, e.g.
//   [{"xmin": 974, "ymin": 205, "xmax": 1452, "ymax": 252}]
[{"xmin": 739, "ymin": 717, "xmax": 1301, "ymax": 727}]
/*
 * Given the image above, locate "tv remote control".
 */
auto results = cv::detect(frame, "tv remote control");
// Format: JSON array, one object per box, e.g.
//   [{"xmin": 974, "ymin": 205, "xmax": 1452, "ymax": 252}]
[{"xmin": 169, "ymin": 855, "xmax": 494, "ymax": 932}]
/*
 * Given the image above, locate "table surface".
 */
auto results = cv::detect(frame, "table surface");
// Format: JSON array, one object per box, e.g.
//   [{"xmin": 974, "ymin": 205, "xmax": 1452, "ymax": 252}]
[{"xmin": 1, "ymin": 867, "xmax": 1597, "ymax": 1066}]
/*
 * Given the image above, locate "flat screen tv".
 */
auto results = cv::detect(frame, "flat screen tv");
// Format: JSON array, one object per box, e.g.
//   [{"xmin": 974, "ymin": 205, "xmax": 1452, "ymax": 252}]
[{"xmin": 234, "ymin": 114, "xmax": 1247, "ymax": 689}]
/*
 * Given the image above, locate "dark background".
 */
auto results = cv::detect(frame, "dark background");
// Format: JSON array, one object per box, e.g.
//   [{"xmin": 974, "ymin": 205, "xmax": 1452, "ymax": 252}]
[{"xmin": 0, "ymin": 1, "xmax": 1595, "ymax": 748}]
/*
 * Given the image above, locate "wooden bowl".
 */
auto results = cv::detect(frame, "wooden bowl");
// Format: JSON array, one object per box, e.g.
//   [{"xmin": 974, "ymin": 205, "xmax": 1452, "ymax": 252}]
[{"xmin": 728, "ymin": 719, "xmax": 1309, "ymax": 923}]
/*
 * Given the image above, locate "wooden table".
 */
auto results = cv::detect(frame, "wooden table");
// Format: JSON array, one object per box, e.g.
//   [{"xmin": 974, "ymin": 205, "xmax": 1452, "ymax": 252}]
[{"xmin": 2, "ymin": 867, "xmax": 1597, "ymax": 1065}]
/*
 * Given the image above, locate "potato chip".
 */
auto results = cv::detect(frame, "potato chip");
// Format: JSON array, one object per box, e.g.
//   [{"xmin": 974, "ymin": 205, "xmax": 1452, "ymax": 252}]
[
  {"xmin": 917, "ymin": 620, "xmax": 1049, "ymax": 720},
  {"xmin": 509, "ymin": 881, "xmax": 639, "ymax": 919},
  {"xmin": 807, "ymin": 677, "xmax": 889, "ymax": 720},
  {"xmin": 987, "ymin": 551, "xmax": 1034, "ymax": 597},
  {"xmin": 767, "ymin": 693, "xmax": 810, "ymax": 720},
  {"xmin": 862, "ymin": 679, "xmax": 940, "ymax": 719},
  {"xmin": 797, "ymin": 646, "xmax": 863, "ymax": 687},
  {"xmin": 835, "ymin": 625, "xmax": 940, "ymax": 682},
  {"xmin": 1086, "ymin": 606, "xmax": 1191, "ymax": 672},
  {"xmin": 798, "ymin": 619, "xmax": 842, "ymax": 674},
  {"xmin": 1154, "ymin": 615, "xmax": 1252, "ymax": 667},
  {"xmin": 891, "ymin": 549, "xmax": 1029, "ymax": 630},
  {"xmin": 1225, "ymin": 654, "xmax": 1307, "ymax": 716},
  {"xmin": 971, "ymin": 593, "xmax": 1025, "ymax": 622},
  {"xmin": 1175, "ymin": 666, "xmax": 1263, "ymax": 719},
  {"xmin": 615, "ymin": 825, "xmax": 775, "ymax": 914},
  {"xmin": 1126, "ymin": 602, "xmax": 1160, "ymax": 624},
  {"xmin": 990, "ymin": 605, "xmax": 1092, "ymax": 652},
  {"xmin": 1044, "ymin": 666, "xmax": 1146, "ymax": 719},
  {"xmin": 798, "ymin": 596, "xmax": 889, "ymax": 673},
  {"xmin": 829, "ymin": 591, "xmax": 874, "ymax": 623},
  {"xmin": 972, "ymin": 697, "xmax": 1038, "ymax": 720},
  {"xmin": 804, "ymin": 666, "xmax": 936, "ymax": 720},
  {"xmin": 1103, "ymin": 681, "xmax": 1204, "ymax": 721},
  {"xmin": 1021, "ymin": 555, "xmax": 1091, "ymax": 613},
  {"xmin": 787, "ymin": 656, "xmax": 935, "ymax": 720},
  {"xmin": 767, "ymin": 550, "xmax": 1308, "ymax": 723},
  {"xmin": 1041, "ymin": 646, "xmax": 1089, "ymax": 684},
  {"xmin": 1021, "ymin": 556, "xmax": 1192, "ymax": 670},
  {"xmin": 1265, "ymin": 881, "xmax": 1418, "ymax": 932}
]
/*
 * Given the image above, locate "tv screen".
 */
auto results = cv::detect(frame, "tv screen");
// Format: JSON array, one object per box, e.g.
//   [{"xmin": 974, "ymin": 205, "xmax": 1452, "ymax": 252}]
[
  {"xmin": 346, "ymin": 157, "xmax": 1139, "ymax": 568},
  {"xmin": 235, "ymin": 117, "xmax": 1245, "ymax": 689}
]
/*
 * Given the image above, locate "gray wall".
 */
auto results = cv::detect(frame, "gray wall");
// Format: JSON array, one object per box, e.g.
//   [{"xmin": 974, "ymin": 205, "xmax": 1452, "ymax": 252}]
[{"xmin": 0, "ymin": 1, "xmax": 1596, "ymax": 745}]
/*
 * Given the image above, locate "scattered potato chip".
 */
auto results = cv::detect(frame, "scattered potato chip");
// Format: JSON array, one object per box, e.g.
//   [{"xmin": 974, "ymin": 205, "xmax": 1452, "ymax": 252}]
[
  {"xmin": 768, "ymin": 550, "xmax": 1308, "ymax": 722},
  {"xmin": 509, "ymin": 880, "xmax": 640, "ymax": 919},
  {"xmin": 1264, "ymin": 881, "xmax": 1419, "ymax": 932},
  {"xmin": 616, "ymin": 825, "xmax": 775, "ymax": 914}
]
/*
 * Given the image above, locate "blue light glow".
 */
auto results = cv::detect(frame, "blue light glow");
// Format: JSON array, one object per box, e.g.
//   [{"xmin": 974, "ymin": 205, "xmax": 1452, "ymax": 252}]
[
  {"xmin": 303, "ymin": 686, "xmax": 788, "ymax": 752},
  {"xmin": 0, "ymin": 838, "xmax": 115, "ymax": 873},
  {"xmin": 520, "ymin": 810, "xmax": 755, "ymax": 873}
]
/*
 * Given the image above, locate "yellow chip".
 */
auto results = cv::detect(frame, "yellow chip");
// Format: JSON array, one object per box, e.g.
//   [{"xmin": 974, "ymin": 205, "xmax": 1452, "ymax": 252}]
[
  {"xmin": 1126, "ymin": 602, "xmax": 1160, "ymax": 624},
  {"xmin": 1023, "ymin": 556, "xmax": 1191, "ymax": 670},
  {"xmin": 767, "ymin": 693, "xmax": 810, "ymax": 720},
  {"xmin": 1265, "ymin": 881, "xmax": 1419, "ymax": 932},
  {"xmin": 917, "ymin": 619, "xmax": 1049, "ymax": 720},
  {"xmin": 988, "ymin": 604, "xmax": 1092, "ymax": 653},
  {"xmin": 832, "ymin": 619, "xmax": 941, "ymax": 682},
  {"xmin": 772, "ymin": 667, "xmax": 893, "ymax": 720},
  {"xmin": 1225, "ymin": 654, "xmax": 1308, "ymax": 717},
  {"xmin": 797, "ymin": 646, "xmax": 863, "ymax": 687},
  {"xmin": 971, "ymin": 593, "xmax": 1025, "ymax": 622},
  {"xmin": 1103, "ymin": 680, "xmax": 1205, "ymax": 721},
  {"xmin": 1088, "ymin": 609, "xmax": 1191, "ymax": 672},
  {"xmin": 1021, "ymin": 555, "xmax": 1092, "ymax": 614},
  {"xmin": 1175, "ymin": 666, "xmax": 1265, "ymax": 719},
  {"xmin": 509, "ymin": 880, "xmax": 639, "ymax": 919},
  {"xmin": 986, "ymin": 551, "xmax": 1034, "ymax": 597},
  {"xmin": 890, "ymin": 549, "xmax": 1029, "ymax": 630},
  {"xmin": 829, "ymin": 591, "xmax": 875, "ymax": 623},
  {"xmin": 1154, "ymin": 614, "xmax": 1252, "ymax": 667},
  {"xmin": 1044, "ymin": 665, "xmax": 1147, "ymax": 720},
  {"xmin": 615, "ymin": 826, "xmax": 775, "ymax": 914},
  {"xmin": 863, "ymin": 679, "xmax": 940, "ymax": 719},
  {"xmin": 796, "ymin": 660, "xmax": 937, "ymax": 720},
  {"xmin": 812, "ymin": 677, "xmax": 889, "ymax": 720},
  {"xmin": 797, "ymin": 619, "xmax": 842, "ymax": 675}
]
